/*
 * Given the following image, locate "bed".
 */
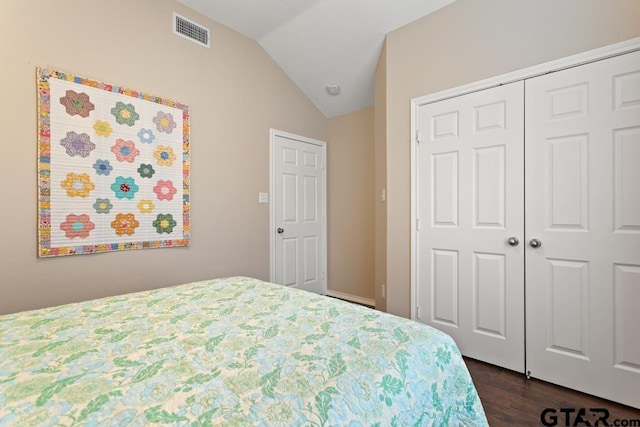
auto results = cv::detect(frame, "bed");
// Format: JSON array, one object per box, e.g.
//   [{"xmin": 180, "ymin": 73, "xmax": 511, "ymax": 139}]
[{"xmin": 0, "ymin": 276, "xmax": 487, "ymax": 426}]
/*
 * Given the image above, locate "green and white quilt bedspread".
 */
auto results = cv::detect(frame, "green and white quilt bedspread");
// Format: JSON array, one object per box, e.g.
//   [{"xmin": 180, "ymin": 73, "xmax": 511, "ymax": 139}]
[{"xmin": 0, "ymin": 276, "xmax": 487, "ymax": 426}]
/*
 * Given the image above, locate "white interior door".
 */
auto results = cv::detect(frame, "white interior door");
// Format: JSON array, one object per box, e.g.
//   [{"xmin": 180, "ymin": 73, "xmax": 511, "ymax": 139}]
[
  {"xmin": 271, "ymin": 131, "xmax": 326, "ymax": 294},
  {"xmin": 525, "ymin": 50, "xmax": 640, "ymax": 409},
  {"xmin": 417, "ymin": 81, "xmax": 525, "ymax": 372}
]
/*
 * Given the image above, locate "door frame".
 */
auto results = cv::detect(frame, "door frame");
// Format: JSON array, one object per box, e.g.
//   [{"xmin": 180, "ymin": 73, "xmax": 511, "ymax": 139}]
[
  {"xmin": 410, "ymin": 37, "xmax": 640, "ymax": 320},
  {"xmin": 269, "ymin": 128, "xmax": 328, "ymax": 293}
]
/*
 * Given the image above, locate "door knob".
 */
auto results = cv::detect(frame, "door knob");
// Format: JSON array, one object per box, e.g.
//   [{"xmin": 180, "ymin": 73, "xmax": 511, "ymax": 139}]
[
  {"xmin": 277, "ymin": 228, "xmax": 284, "ymax": 234},
  {"xmin": 507, "ymin": 237, "xmax": 519, "ymax": 246},
  {"xmin": 529, "ymin": 238, "xmax": 542, "ymax": 248}
]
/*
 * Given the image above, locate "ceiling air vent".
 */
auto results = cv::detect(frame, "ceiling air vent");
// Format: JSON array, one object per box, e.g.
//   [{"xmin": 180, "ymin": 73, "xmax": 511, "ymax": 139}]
[{"xmin": 173, "ymin": 13, "xmax": 210, "ymax": 48}]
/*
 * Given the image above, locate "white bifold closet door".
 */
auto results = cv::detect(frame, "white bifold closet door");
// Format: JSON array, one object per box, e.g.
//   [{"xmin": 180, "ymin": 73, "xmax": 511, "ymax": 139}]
[
  {"xmin": 416, "ymin": 81, "xmax": 525, "ymax": 373},
  {"xmin": 525, "ymin": 50, "xmax": 640, "ymax": 409},
  {"xmin": 417, "ymin": 49, "xmax": 640, "ymax": 409}
]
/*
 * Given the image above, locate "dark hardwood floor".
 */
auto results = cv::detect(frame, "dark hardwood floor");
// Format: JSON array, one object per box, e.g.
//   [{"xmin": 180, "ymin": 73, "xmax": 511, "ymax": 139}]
[{"xmin": 464, "ymin": 358, "xmax": 640, "ymax": 426}]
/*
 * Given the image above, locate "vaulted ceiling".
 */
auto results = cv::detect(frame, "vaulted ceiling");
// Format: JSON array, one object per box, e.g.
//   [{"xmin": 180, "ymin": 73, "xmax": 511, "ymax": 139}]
[{"xmin": 177, "ymin": 0, "xmax": 455, "ymax": 117}]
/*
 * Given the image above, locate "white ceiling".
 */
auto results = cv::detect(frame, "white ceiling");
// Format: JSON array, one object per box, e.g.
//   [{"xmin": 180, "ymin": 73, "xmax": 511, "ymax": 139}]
[{"xmin": 177, "ymin": 0, "xmax": 455, "ymax": 117}]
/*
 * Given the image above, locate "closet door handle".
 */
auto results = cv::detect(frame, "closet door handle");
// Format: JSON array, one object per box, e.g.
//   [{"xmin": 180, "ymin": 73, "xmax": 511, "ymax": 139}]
[
  {"xmin": 277, "ymin": 228, "xmax": 284, "ymax": 234},
  {"xmin": 507, "ymin": 237, "xmax": 519, "ymax": 247},
  {"xmin": 529, "ymin": 238, "xmax": 542, "ymax": 248}
]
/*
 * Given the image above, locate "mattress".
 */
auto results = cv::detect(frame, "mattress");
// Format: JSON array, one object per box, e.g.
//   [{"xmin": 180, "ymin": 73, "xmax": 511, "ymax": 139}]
[{"xmin": 0, "ymin": 276, "xmax": 487, "ymax": 426}]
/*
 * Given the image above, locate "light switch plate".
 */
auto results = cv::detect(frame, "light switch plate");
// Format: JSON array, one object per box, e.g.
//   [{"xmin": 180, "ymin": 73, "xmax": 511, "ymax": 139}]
[{"xmin": 259, "ymin": 192, "xmax": 269, "ymax": 203}]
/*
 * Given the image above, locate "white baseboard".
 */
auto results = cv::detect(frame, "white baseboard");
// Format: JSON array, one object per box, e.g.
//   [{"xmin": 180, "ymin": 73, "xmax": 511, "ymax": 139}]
[{"xmin": 325, "ymin": 290, "xmax": 375, "ymax": 308}]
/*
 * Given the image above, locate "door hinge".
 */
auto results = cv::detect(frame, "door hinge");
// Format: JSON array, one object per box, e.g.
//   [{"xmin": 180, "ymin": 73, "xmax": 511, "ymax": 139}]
[
  {"xmin": 416, "ymin": 218, "xmax": 420, "ymax": 231},
  {"xmin": 416, "ymin": 306, "xmax": 421, "ymax": 320},
  {"xmin": 415, "ymin": 130, "xmax": 421, "ymax": 143}
]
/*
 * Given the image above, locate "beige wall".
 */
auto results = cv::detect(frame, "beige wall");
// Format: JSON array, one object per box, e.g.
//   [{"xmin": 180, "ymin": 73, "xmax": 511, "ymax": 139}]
[
  {"xmin": 374, "ymin": 42, "xmax": 387, "ymax": 312},
  {"xmin": 327, "ymin": 108, "xmax": 375, "ymax": 301},
  {"xmin": 0, "ymin": 0, "xmax": 328, "ymax": 314},
  {"xmin": 384, "ymin": 0, "xmax": 640, "ymax": 317}
]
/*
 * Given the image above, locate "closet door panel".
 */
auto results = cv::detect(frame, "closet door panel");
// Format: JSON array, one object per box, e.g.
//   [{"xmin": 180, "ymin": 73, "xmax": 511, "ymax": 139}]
[
  {"xmin": 525, "ymin": 50, "xmax": 640, "ymax": 409},
  {"xmin": 417, "ymin": 81, "xmax": 525, "ymax": 372}
]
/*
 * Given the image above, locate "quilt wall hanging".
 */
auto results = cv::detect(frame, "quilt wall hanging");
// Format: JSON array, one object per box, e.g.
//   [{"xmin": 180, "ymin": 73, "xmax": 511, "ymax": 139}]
[{"xmin": 37, "ymin": 67, "xmax": 190, "ymax": 257}]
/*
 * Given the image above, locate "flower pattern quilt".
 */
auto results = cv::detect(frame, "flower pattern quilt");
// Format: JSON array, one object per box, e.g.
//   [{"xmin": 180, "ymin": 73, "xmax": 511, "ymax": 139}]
[
  {"xmin": 0, "ymin": 277, "xmax": 487, "ymax": 426},
  {"xmin": 37, "ymin": 68, "xmax": 190, "ymax": 257}
]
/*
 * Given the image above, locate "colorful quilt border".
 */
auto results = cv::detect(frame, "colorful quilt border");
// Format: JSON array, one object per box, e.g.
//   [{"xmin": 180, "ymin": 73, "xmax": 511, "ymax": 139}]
[{"xmin": 37, "ymin": 67, "xmax": 191, "ymax": 257}]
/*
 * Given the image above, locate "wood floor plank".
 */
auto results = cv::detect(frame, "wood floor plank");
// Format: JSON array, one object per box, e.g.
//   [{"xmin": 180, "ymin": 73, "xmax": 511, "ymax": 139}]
[{"xmin": 464, "ymin": 357, "xmax": 640, "ymax": 426}]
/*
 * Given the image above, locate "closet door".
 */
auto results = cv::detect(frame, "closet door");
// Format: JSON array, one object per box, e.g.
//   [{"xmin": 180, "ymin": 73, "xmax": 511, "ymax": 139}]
[
  {"xmin": 417, "ymin": 82, "xmax": 525, "ymax": 372},
  {"xmin": 525, "ymin": 50, "xmax": 640, "ymax": 409}
]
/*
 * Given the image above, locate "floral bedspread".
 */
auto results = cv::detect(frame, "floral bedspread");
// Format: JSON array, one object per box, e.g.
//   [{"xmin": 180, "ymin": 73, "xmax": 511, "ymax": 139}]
[{"xmin": 0, "ymin": 277, "xmax": 487, "ymax": 426}]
